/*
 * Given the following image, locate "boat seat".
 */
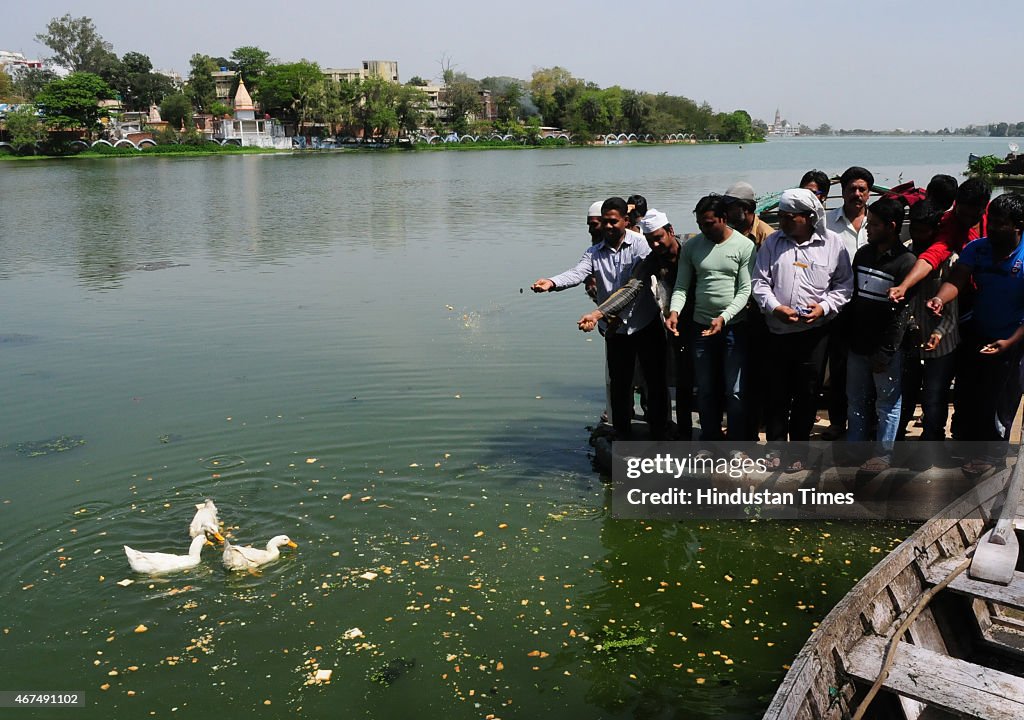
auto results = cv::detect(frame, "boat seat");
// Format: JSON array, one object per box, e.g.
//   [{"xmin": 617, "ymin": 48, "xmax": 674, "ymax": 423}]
[
  {"xmin": 845, "ymin": 636, "xmax": 1024, "ymax": 720},
  {"xmin": 922, "ymin": 557, "xmax": 1024, "ymax": 611}
]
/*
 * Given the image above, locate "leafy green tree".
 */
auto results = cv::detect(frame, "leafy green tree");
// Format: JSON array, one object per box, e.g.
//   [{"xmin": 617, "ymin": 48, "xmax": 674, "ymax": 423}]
[
  {"xmin": 394, "ymin": 84, "xmax": 428, "ymax": 136},
  {"xmin": 530, "ymin": 66, "xmax": 578, "ymax": 127},
  {"xmin": 258, "ymin": 60, "xmax": 324, "ymax": 130},
  {"xmin": 5, "ymin": 105, "xmax": 45, "ymax": 152},
  {"xmin": 105, "ymin": 51, "xmax": 174, "ymax": 111},
  {"xmin": 356, "ymin": 76, "xmax": 397, "ymax": 138},
  {"xmin": 10, "ymin": 67, "xmax": 58, "ymax": 101},
  {"xmin": 35, "ymin": 14, "xmax": 116, "ymax": 73},
  {"xmin": 442, "ymin": 70, "xmax": 481, "ymax": 135},
  {"xmin": 621, "ymin": 90, "xmax": 650, "ymax": 134},
  {"xmin": 0, "ymin": 68, "xmax": 17, "ymax": 101},
  {"xmin": 718, "ymin": 110, "xmax": 755, "ymax": 142},
  {"xmin": 522, "ymin": 116, "xmax": 542, "ymax": 145},
  {"xmin": 34, "ymin": 72, "xmax": 114, "ymax": 133},
  {"xmin": 210, "ymin": 101, "xmax": 231, "ymax": 118},
  {"xmin": 229, "ymin": 46, "xmax": 271, "ymax": 93},
  {"xmin": 186, "ymin": 54, "xmax": 218, "ymax": 112},
  {"xmin": 406, "ymin": 76, "xmax": 428, "ymax": 87},
  {"xmin": 160, "ymin": 92, "xmax": 192, "ymax": 130},
  {"xmin": 481, "ymin": 76, "xmax": 525, "ymax": 123},
  {"xmin": 574, "ymin": 90, "xmax": 611, "ymax": 136}
]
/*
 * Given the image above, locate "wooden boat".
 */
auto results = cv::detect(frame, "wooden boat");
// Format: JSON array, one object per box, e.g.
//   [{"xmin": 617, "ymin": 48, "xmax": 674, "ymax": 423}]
[{"xmin": 763, "ymin": 465, "xmax": 1024, "ymax": 720}]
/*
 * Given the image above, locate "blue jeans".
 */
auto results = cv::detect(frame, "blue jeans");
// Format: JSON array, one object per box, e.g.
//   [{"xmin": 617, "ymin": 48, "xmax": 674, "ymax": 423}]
[
  {"xmin": 691, "ymin": 322, "xmax": 747, "ymax": 440},
  {"xmin": 847, "ymin": 350, "xmax": 902, "ymax": 457}
]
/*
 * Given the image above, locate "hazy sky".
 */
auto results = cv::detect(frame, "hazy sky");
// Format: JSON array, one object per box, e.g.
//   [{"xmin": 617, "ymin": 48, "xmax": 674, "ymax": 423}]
[{"xmin": 4, "ymin": 1, "xmax": 1022, "ymax": 130}]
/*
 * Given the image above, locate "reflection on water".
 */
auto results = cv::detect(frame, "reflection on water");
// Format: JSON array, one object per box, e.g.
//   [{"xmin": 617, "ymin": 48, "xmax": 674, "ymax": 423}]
[{"xmin": 0, "ymin": 137, "xmax": 1005, "ymax": 718}]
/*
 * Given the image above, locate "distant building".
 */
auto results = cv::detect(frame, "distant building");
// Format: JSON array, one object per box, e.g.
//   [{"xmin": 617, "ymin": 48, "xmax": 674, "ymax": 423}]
[
  {"xmin": 212, "ymin": 69, "xmax": 236, "ymax": 105},
  {"xmin": 767, "ymin": 108, "xmax": 799, "ymax": 137},
  {"xmin": 322, "ymin": 60, "xmax": 399, "ymax": 84},
  {"xmin": 418, "ymin": 84, "xmax": 496, "ymax": 122},
  {"xmin": 0, "ymin": 50, "xmax": 43, "ymax": 72},
  {"xmin": 155, "ymin": 68, "xmax": 183, "ymax": 89}
]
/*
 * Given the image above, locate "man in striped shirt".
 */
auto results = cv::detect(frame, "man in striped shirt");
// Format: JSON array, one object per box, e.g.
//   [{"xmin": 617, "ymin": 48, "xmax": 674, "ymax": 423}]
[{"xmin": 846, "ymin": 198, "xmax": 916, "ymax": 471}]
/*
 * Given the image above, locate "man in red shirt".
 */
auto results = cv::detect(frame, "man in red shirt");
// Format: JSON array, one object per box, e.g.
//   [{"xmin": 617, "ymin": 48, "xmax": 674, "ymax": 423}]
[{"xmin": 888, "ymin": 178, "xmax": 991, "ymax": 302}]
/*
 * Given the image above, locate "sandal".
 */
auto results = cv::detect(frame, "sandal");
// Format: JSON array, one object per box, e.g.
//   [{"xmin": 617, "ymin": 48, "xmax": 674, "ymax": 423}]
[
  {"xmin": 961, "ymin": 459, "xmax": 996, "ymax": 477},
  {"xmin": 859, "ymin": 456, "xmax": 890, "ymax": 474}
]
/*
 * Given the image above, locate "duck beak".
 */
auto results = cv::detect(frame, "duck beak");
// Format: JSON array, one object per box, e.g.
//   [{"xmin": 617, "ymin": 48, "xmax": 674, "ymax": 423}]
[
  {"xmin": 213, "ymin": 531, "xmax": 225, "ymax": 543},
  {"xmin": 287, "ymin": 540, "xmax": 298, "ymax": 548},
  {"xmin": 205, "ymin": 540, "xmax": 215, "ymax": 546}
]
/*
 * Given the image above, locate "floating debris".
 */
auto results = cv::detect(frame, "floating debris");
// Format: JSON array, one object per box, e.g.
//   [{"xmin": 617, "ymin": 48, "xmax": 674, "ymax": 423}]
[
  {"xmin": 16, "ymin": 435, "xmax": 86, "ymax": 457},
  {"xmin": 368, "ymin": 657, "xmax": 416, "ymax": 686}
]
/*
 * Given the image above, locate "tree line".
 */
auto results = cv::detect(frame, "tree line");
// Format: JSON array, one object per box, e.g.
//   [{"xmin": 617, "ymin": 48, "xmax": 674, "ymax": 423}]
[{"xmin": 0, "ymin": 14, "xmax": 764, "ymax": 152}]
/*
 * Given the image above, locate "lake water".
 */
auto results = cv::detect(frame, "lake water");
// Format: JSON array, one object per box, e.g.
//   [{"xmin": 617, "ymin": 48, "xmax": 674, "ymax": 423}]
[{"xmin": 0, "ymin": 136, "xmax": 1014, "ymax": 718}]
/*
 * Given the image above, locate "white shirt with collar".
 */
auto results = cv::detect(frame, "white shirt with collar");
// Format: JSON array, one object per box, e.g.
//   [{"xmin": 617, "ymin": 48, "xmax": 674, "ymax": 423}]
[{"xmin": 826, "ymin": 206, "xmax": 868, "ymax": 260}]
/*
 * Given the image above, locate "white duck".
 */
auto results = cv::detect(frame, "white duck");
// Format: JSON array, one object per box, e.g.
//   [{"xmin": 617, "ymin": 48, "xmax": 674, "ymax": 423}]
[
  {"xmin": 189, "ymin": 499, "xmax": 224, "ymax": 542},
  {"xmin": 124, "ymin": 535, "xmax": 211, "ymax": 575},
  {"xmin": 222, "ymin": 535, "xmax": 297, "ymax": 571}
]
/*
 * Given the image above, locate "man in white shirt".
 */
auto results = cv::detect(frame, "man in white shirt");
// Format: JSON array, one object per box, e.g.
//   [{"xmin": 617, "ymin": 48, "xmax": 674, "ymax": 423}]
[
  {"xmin": 826, "ymin": 166, "xmax": 873, "ymax": 257},
  {"xmin": 822, "ymin": 166, "xmax": 874, "ymax": 439}
]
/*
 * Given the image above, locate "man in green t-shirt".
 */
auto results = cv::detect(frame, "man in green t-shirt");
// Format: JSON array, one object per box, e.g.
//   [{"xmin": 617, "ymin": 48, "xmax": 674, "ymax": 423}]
[{"xmin": 665, "ymin": 195, "xmax": 756, "ymax": 440}]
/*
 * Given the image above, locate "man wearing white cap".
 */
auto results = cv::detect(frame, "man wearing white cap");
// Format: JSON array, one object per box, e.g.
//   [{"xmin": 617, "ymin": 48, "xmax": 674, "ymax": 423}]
[
  {"xmin": 585, "ymin": 200, "xmax": 604, "ymax": 301},
  {"xmin": 576, "ymin": 209, "xmax": 688, "ymax": 437},
  {"xmin": 752, "ymin": 189, "xmax": 852, "ymax": 455},
  {"xmin": 532, "ymin": 197, "xmax": 669, "ymax": 440},
  {"xmin": 722, "ymin": 181, "xmax": 773, "ymax": 247},
  {"xmin": 586, "ymin": 200, "xmax": 604, "ymax": 243}
]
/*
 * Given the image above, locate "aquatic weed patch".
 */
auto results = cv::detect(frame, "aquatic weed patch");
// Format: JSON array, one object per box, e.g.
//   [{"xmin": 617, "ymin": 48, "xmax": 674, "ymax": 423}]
[
  {"xmin": 16, "ymin": 435, "xmax": 86, "ymax": 457},
  {"xmin": 367, "ymin": 657, "xmax": 416, "ymax": 686}
]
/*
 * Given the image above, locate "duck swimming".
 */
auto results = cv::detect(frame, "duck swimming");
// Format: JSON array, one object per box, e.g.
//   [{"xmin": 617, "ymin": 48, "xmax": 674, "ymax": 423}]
[
  {"xmin": 189, "ymin": 499, "xmax": 224, "ymax": 542},
  {"xmin": 124, "ymin": 535, "xmax": 211, "ymax": 575},
  {"xmin": 222, "ymin": 535, "xmax": 297, "ymax": 571}
]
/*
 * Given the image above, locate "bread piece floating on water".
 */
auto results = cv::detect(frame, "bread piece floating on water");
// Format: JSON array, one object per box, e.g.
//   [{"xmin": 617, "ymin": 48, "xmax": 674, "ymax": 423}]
[
  {"xmin": 189, "ymin": 499, "xmax": 224, "ymax": 542},
  {"xmin": 222, "ymin": 535, "xmax": 298, "ymax": 571},
  {"xmin": 124, "ymin": 536, "xmax": 211, "ymax": 575}
]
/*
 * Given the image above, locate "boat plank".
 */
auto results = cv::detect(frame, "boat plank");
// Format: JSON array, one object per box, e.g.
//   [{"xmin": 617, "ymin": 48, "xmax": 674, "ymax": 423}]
[
  {"xmin": 763, "ymin": 470, "xmax": 1014, "ymax": 719},
  {"xmin": 845, "ymin": 636, "xmax": 1024, "ymax": 720},
  {"xmin": 923, "ymin": 558, "xmax": 1024, "ymax": 612}
]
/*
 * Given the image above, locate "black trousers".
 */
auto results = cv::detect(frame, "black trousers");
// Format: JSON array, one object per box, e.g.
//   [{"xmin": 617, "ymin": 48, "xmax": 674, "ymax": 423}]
[
  {"xmin": 765, "ymin": 326, "xmax": 830, "ymax": 441},
  {"xmin": 954, "ymin": 326, "xmax": 1024, "ymax": 461},
  {"xmin": 671, "ymin": 332, "xmax": 693, "ymax": 440},
  {"xmin": 824, "ymin": 311, "xmax": 849, "ymax": 431},
  {"xmin": 606, "ymin": 318, "xmax": 669, "ymax": 439}
]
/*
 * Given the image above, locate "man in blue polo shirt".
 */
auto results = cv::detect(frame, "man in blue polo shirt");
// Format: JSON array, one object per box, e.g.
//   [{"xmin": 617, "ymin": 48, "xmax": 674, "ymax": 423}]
[{"xmin": 929, "ymin": 192, "xmax": 1024, "ymax": 474}]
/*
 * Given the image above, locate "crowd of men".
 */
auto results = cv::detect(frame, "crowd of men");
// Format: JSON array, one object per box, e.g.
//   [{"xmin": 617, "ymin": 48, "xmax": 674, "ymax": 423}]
[{"xmin": 532, "ymin": 169, "xmax": 1024, "ymax": 475}]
